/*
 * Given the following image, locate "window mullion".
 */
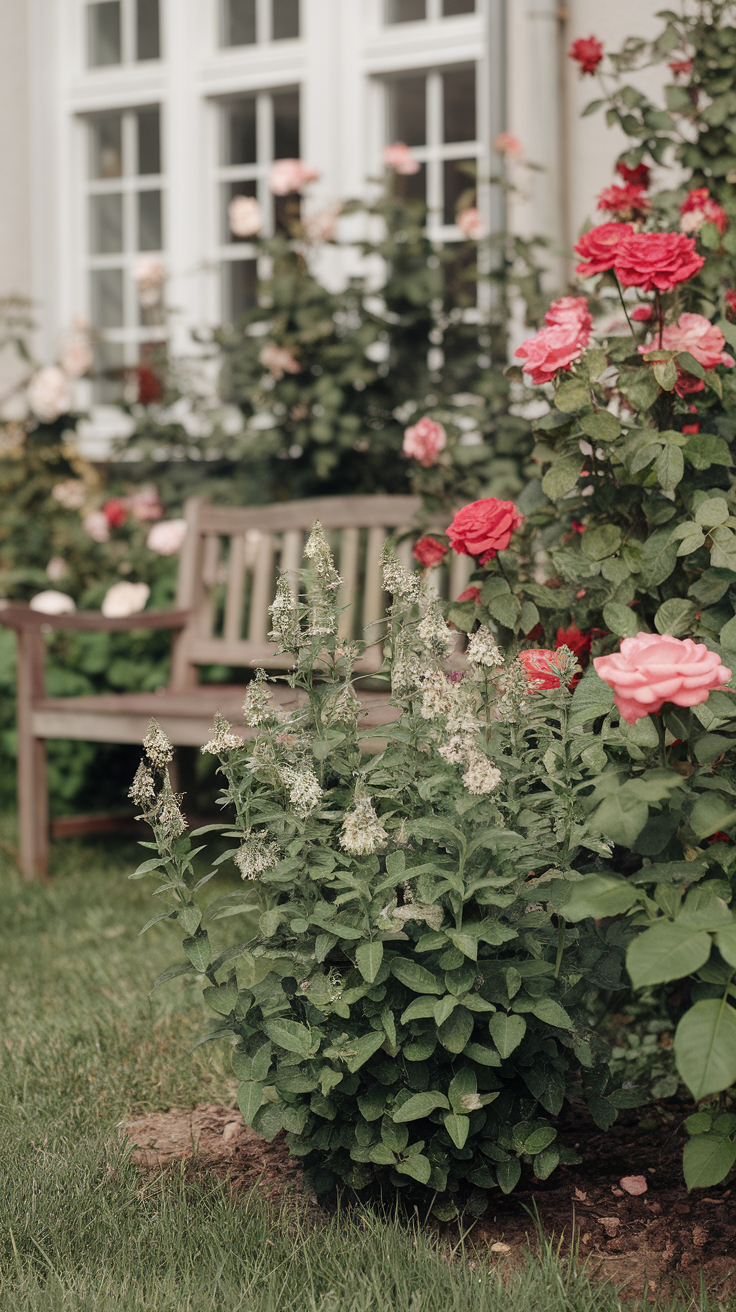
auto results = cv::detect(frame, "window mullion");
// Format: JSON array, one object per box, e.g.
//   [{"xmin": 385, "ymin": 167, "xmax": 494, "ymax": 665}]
[
  {"xmin": 121, "ymin": 0, "xmax": 136, "ymax": 64},
  {"xmin": 426, "ymin": 71, "xmax": 442, "ymax": 228},
  {"xmin": 257, "ymin": 0, "xmax": 271, "ymax": 43},
  {"xmin": 257, "ymin": 91, "xmax": 273, "ymax": 232}
]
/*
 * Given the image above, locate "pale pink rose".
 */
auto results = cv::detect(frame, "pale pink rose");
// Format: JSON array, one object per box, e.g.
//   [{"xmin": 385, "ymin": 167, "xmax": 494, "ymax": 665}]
[
  {"xmin": 129, "ymin": 486, "xmax": 163, "ymax": 522},
  {"xmin": 83, "ymin": 510, "xmax": 110, "ymax": 544},
  {"xmin": 133, "ymin": 255, "xmax": 165, "ymax": 307},
  {"xmin": 228, "ymin": 195, "xmax": 262, "ymax": 238},
  {"xmin": 639, "ymin": 313, "xmax": 734, "ymax": 371},
  {"xmin": 515, "ymin": 323, "xmax": 587, "ymax": 386},
  {"xmin": 45, "ymin": 557, "xmax": 68, "ymax": 581},
  {"xmin": 101, "ymin": 581, "xmax": 150, "ymax": 618},
  {"xmin": 457, "ymin": 207, "xmax": 484, "ymax": 239},
  {"xmin": 544, "ymin": 296, "xmax": 593, "ymax": 343},
  {"xmin": 52, "ymin": 479, "xmax": 86, "ymax": 510},
  {"xmin": 493, "ymin": 132, "xmax": 522, "ymax": 158},
  {"xmin": 402, "ymin": 416, "xmax": 447, "ymax": 468},
  {"xmin": 29, "ymin": 590, "xmax": 76, "ymax": 615},
  {"xmin": 259, "ymin": 342, "xmax": 301, "ymax": 379},
  {"xmin": 60, "ymin": 336, "xmax": 93, "ymax": 378},
  {"xmin": 269, "ymin": 159, "xmax": 320, "ymax": 195},
  {"xmin": 384, "ymin": 142, "xmax": 421, "ymax": 176},
  {"xmin": 28, "ymin": 367, "xmax": 73, "ymax": 423},
  {"xmin": 147, "ymin": 518, "xmax": 187, "ymax": 556},
  {"xmin": 593, "ymin": 633, "xmax": 731, "ymax": 725},
  {"xmin": 302, "ymin": 204, "xmax": 341, "ymax": 243}
]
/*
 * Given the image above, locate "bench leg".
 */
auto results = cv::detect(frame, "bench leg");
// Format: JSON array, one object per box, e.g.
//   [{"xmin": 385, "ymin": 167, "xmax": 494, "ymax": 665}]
[{"xmin": 16, "ymin": 628, "xmax": 49, "ymax": 881}]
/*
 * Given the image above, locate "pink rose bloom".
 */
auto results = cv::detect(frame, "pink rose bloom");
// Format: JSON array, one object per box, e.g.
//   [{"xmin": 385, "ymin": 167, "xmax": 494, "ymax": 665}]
[
  {"xmin": 402, "ymin": 417, "xmax": 447, "ymax": 467},
  {"xmin": 639, "ymin": 313, "xmax": 734, "ymax": 370},
  {"xmin": 269, "ymin": 159, "xmax": 320, "ymax": 195},
  {"xmin": 384, "ymin": 142, "xmax": 420, "ymax": 176},
  {"xmin": 493, "ymin": 132, "xmax": 522, "ymax": 158},
  {"xmin": 228, "ymin": 195, "xmax": 262, "ymax": 238},
  {"xmin": 28, "ymin": 367, "xmax": 73, "ymax": 423},
  {"xmin": 133, "ymin": 255, "xmax": 165, "ymax": 308},
  {"xmin": 515, "ymin": 322, "xmax": 587, "ymax": 386},
  {"xmin": 129, "ymin": 486, "xmax": 163, "ymax": 522},
  {"xmin": 544, "ymin": 296, "xmax": 593, "ymax": 341},
  {"xmin": 83, "ymin": 510, "xmax": 110, "ymax": 543},
  {"xmin": 147, "ymin": 519, "xmax": 187, "ymax": 556},
  {"xmin": 631, "ymin": 304, "xmax": 653, "ymax": 321},
  {"xmin": 60, "ymin": 336, "xmax": 93, "ymax": 378},
  {"xmin": 259, "ymin": 342, "xmax": 301, "ymax": 380},
  {"xmin": 680, "ymin": 187, "xmax": 728, "ymax": 237},
  {"xmin": 593, "ymin": 633, "xmax": 731, "ymax": 725},
  {"xmin": 457, "ymin": 207, "xmax": 483, "ymax": 239}
]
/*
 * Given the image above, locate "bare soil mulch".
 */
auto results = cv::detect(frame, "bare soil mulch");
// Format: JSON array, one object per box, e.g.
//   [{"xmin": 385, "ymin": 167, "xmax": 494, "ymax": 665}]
[{"xmin": 120, "ymin": 1101, "xmax": 736, "ymax": 1301}]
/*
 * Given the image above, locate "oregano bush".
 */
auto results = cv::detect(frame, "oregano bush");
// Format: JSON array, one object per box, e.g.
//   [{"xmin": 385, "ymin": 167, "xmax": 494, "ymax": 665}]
[{"xmin": 129, "ymin": 527, "xmax": 647, "ymax": 1216}]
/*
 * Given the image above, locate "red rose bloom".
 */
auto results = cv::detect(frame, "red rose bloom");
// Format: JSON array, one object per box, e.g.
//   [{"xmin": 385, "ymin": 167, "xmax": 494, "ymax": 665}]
[
  {"xmin": 136, "ymin": 365, "xmax": 163, "ymax": 406},
  {"xmin": 447, "ymin": 498, "xmax": 523, "ymax": 565},
  {"xmin": 456, "ymin": 585, "xmax": 481, "ymax": 603},
  {"xmin": 597, "ymin": 183, "xmax": 652, "ymax": 222},
  {"xmin": 518, "ymin": 648, "xmax": 567, "ymax": 691},
  {"xmin": 669, "ymin": 59, "xmax": 693, "ymax": 77},
  {"xmin": 682, "ymin": 423, "xmax": 700, "ymax": 434},
  {"xmin": 574, "ymin": 222, "xmax": 633, "ymax": 277},
  {"xmin": 631, "ymin": 304, "xmax": 653, "ymax": 321},
  {"xmin": 614, "ymin": 231, "xmax": 704, "ymax": 292},
  {"xmin": 726, "ymin": 289, "xmax": 736, "ymax": 324},
  {"xmin": 569, "ymin": 36, "xmax": 603, "ymax": 75},
  {"xmin": 103, "ymin": 497, "xmax": 128, "ymax": 529},
  {"xmin": 680, "ymin": 187, "xmax": 728, "ymax": 237},
  {"xmin": 412, "ymin": 536, "xmax": 448, "ymax": 568},
  {"xmin": 617, "ymin": 161, "xmax": 650, "ymax": 187},
  {"xmin": 555, "ymin": 622, "xmax": 592, "ymax": 667}
]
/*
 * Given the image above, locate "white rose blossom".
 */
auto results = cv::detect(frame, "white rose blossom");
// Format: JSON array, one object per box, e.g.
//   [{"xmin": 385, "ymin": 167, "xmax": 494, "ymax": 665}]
[
  {"xmin": 101, "ymin": 581, "xmax": 150, "ymax": 618},
  {"xmin": 28, "ymin": 367, "xmax": 73, "ymax": 423}
]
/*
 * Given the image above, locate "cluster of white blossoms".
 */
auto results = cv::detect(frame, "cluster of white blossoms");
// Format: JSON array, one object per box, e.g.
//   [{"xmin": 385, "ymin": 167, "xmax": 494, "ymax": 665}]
[
  {"xmin": 340, "ymin": 796, "xmax": 388, "ymax": 855},
  {"xmin": 419, "ymin": 670, "xmax": 458, "ymax": 720},
  {"xmin": 381, "ymin": 546, "xmax": 421, "ymax": 604},
  {"xmin": 329, "ymin": 681, "xmax": 361, "ymax": 725},
  {"xmin": 466, "ymin": 625, "xmax": 503, "ymax": 668},
  {"xmin": 269, "ymin": 574, "xmax": 301, "ymax": 651},
  {"xmin": 143, "ymin": 718, "xmax": 174, "ymax": 771},
  {"xmin": 155, "ymin": 773, "xmax": 188, "ymax": 839},
  {"xmin": 391, "ymin": 643, "xmax": 425, "ymax": 697},
  {"xmin": 201, "ymin": 711, "xmax": 244, "ymax": 755},
  {"xmin": 417, "ymin": 607, "xmax": 455, "ymax": 660},
  {"xmin": 461, "ymin": 749, "xmax": 502, "ymax": 796},
  {"xmin": 128, "ymin": 761, "xmax": 156, "ymax": 810},
  {"xmin": 233, "ymin": 830, "xmax": 281, "ymax": 880},
  {"xmin": 280, "ymin": 765, "xmax": 323, "ymax": 818},
  {"xmin": 304, "ymin": 522, "xmax": 342, "ymax": 636},
  {"xmin": 242, "ymin": 670, "xmax": 275, "ymax": 727},
  {"xmin": 379, "ymin": 897, "xmax": 445, "ymax": 933}
]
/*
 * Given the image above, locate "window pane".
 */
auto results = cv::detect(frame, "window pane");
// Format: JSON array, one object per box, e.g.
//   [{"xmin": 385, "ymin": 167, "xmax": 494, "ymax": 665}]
[
  {"xmin": 223, "ymin": 260, "xmax": 257, "ymax": 319},
  {"xmin": 390, "ymin": 77, "xmax": 426, "ymax": 147},
  {"xmin": 273, "ymin": 90, "xmax": 300, "ymax": 159},
  {"xmin": 222, "ymin": 180, "xmax": 258, "ymax": 243},
  {"xmin": 275, "ymin": 193, "xmax": 300, "ymax": 232},
  {"xmin": 222, "ymin": 0, "xmax": 256, "ymax": 46},
  {"xmin": 394, "ymin": 163, "xmax": 425, "ymax": 205},
  {"xmin": 138, "ymin": 191, "xmax": 162, "ymax": 250},
  {"xmin": 90, "ymin": 116, "xmax": 123, "ymax": 179},
  {"xmin": 91, "ymin": 268, "xmax": 124, "ymax": 328},
  {"xmin": 443, "ymin": 158, "xmax": 475, "ymax": 224},
  {"xmin": 89, "ymin": 194, "xmax": 123, "ymax": 254},
  {"xmin": 386, "ymin": 0, "xmax": 426, "ymax": 21},
  {"xmin": 223, "ymin": 98, "xmax": 257, "ymax": 166},
  {"xmin": 88, "ymin": 2, "xmax": 121, "ymax": 67},
  {"xmin": 137, "ymin": 107, "xmax": 161, "ymax": 175},
  {"xmin": 442, "ymin": 0, "xmax": 474, "ymax": 13},
  {"xmin": 92, "ymin": 340, "xmax": 125, "ymax": 404},
  {"xmin": 272, "ymin": 0, "xmax": 299, "ymax": 39},
  {"xmin": 443, "ymin": 67, "xmax": 476, "ymax": 143},
  {"xmin": 136, "ymin": 0, "xmax": 160, "ymax": 59}
]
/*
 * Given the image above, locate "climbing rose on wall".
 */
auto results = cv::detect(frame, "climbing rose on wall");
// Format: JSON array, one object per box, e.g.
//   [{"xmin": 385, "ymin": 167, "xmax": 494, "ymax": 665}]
[{"xmin": 568, "ymin": 35, "xmax": 604, "ymax": 75}]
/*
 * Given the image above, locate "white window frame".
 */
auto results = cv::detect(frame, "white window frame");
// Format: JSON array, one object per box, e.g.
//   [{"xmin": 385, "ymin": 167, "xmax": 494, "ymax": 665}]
[
  {"xmin": 385, "ymin": 0, "xmax": 477, "ymax": 24},
  {"xmin": 82, "ymin": 103, "xmax": 167, "ymax": 384},
  {"xmin": 219, "ymin": 0, "xmax": 301, "ymax": 49},
  {"xmin": 85, "ymin": 0, "xmax": 162, "ymax": 69}
]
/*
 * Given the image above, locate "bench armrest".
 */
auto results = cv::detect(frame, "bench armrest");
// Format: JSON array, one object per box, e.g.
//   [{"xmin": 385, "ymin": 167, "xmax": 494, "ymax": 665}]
[{"xmin": 0, "ymin": 602, "xmax": 191, "ymax": 634}]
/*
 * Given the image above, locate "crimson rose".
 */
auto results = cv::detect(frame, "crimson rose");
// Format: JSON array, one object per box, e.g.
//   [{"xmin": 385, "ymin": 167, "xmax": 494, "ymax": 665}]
[
  {"xmin": 614, "ymin": 231, "xmax": 704, "ymax": 292},
  {"xmin": 568, "ymin": 36, "xmax": 603, "ymax": 74},
  {"xmin": 574, "ymin": 222, "xmax": 633, "ymax": 277},
  {"xmin": 447, "ymin": 498, "xmax": 523, "ymax": 565},
  {"xmin": 412, "ymin": 537, "xmax": 448, "ymax": 568}
]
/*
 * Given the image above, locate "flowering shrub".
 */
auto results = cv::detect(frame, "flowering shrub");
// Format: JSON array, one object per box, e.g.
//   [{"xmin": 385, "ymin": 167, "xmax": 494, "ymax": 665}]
[{"xmin": 130, "ymin": 526, "xmax": 646, "ymax": 1213}]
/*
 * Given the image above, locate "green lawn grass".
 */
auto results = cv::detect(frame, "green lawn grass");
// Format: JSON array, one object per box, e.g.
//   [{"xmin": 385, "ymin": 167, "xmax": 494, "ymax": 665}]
[{"xmin": 0, "ymin": 823, "xmax": 719, "ymax": 1311}]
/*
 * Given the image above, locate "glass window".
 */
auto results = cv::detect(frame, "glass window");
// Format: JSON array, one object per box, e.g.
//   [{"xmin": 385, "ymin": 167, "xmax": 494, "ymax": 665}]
[
  {"xmin": 272, "ymin": 0, "xmax": 299, "ymax": 39},
  {"xmin": 223, "ymin": 98, "xmax": 257, "ymax": 167},
  {"xmin": 138, "ymin": 191, "xmax": 162, "ymax": 250},
  {"xmin": 386, "ymin": 0, "xmax": 426, "ymax": 21},
  {"xmin": 90, "ymin": 115, "xmax": 123, "ymax": 179},
  {"xmin": 222, "ymin": 179, "xmax": 258, "ymax": 243},
  {"xmin": 443, "ymin": 159, "xmax": 475, "ymax": 223},
  {"xmin": 223, "ymin": 261, "xmax": 257, "ymax": 320},
  {"xmin": 136, "ymin": 0, "xmax": 160, "ymax": 60},
  {"xmin": 89, "ymin": 194, "xmax": 123, "ymax": 254},
  {"xmin": 443, "ymin": 67, "xmax": 476, "ymax": 143},
  {"xmin": 442, "ymin": 0, "xmax": 474, "ymax": 13},
  {"xmin": 222, "ymin": 0, "xmax": 256, "ymax": 46},
  {"xmin": 137, "ymin": 107, "xmax": 162, "ymax": 175},
  {"xmin": 88, "ymin": 2, "xmax": 122, "ymax": 66},
  {"xmin": 273, "ymin": 90, "xmax": 300, "ymax": 160},
  {"xmin": 391, "ymin": 77, "xmax": 426, "ymax": 147},
  {"xmin": 91, "ymin": 269, "xmax": 124, "ymax": 329}
]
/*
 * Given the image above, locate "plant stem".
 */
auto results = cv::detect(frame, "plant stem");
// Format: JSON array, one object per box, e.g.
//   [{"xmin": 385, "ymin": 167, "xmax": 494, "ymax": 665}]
[
  {"xmin": 654, "ymin": 713, "xmax": 667, "ymax": 769},
  {"xmin": 614, "ymin": 274, "xmax": 635, "ymax": 337}
]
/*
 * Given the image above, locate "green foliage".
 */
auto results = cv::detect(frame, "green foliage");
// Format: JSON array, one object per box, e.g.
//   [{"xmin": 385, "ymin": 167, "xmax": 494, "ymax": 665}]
[{"xmin": 129, "ymin": 531, "xmax": 648, "ymax": 1212}]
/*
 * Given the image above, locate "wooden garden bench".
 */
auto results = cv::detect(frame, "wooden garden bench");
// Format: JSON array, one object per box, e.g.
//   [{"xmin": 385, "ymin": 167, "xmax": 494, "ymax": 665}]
[{"xmin": 0, "ymin": 494, "xmax": 471, "ymax": 879}]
